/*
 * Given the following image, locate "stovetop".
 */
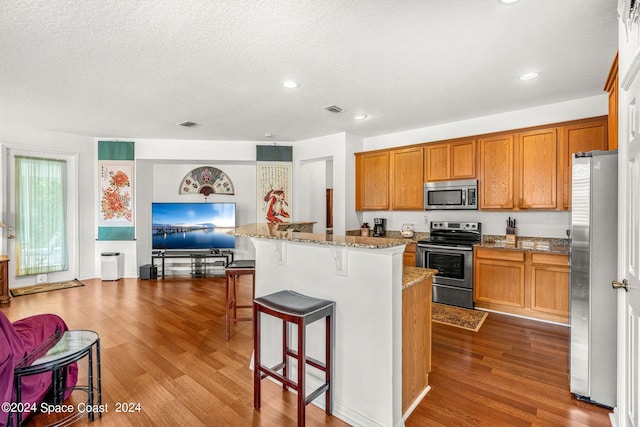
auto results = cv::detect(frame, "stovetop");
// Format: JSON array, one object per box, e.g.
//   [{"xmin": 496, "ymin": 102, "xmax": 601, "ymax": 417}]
[{"xmin": 418, "ymin": 221, "xmax": 481, "ymax": 247}]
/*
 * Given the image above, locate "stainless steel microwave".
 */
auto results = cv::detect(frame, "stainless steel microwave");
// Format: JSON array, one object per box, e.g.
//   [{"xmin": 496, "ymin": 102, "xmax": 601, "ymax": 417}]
[{"xmin": 424, "ymin": 179, "xmax": 478, "ymax": 210}]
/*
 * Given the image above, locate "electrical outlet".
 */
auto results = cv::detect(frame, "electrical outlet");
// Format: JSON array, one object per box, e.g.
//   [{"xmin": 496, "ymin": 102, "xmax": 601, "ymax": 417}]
[
  {"xmin": 36, "ymin": 274, "xmax": 47, "ymax": 284},
  {"xmin": 424, "ymin": 216, "xmax": 429, "ymax": 224}
]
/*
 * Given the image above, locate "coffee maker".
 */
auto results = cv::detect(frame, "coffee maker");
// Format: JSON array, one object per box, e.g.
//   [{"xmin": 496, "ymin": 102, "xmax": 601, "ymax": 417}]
[{"xmin": 373, "ymin": 218, "xmax": 386, "ymax": 237}]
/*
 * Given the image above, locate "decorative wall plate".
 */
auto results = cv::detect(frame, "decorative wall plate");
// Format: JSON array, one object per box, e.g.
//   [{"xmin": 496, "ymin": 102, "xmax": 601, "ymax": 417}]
[{"xmin": 179, "ymin": 166, "xmax": 235, "ymax": 197}]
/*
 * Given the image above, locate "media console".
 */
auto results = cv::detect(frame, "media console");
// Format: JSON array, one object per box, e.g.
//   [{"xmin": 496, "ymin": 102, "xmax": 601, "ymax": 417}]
[{"xmin": 151, "ymin": 249, "xmax": 234, "ymax": 279}]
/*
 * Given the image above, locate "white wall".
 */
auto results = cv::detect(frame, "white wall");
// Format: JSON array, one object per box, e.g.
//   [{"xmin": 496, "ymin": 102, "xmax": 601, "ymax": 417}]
[
  {"xmin": 358, "ymin": 95, "xmax": 608, "ymax": 239},
  {"xmin": 0, "ymin": 123, "xmax": 96, "ymax": 282},
  {"xmin": 293, "ymin": 132, "xmax": 364, "ymax": 235},
  {"xmin": 134, "ymin": 139, "xmax": 260, "ymax": 266}
]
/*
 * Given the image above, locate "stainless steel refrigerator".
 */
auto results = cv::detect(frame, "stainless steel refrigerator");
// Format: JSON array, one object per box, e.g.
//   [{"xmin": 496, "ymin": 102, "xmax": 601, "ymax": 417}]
[{"xmin": 570, "ymin": 150, "xmax": 617, "ymax": 408}]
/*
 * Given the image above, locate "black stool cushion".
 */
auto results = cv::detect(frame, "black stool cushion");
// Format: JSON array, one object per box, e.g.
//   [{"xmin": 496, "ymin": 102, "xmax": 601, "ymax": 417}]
[
  {"xmin": 227, "ymin": 260, "xmax": 255, "ymax": 269},
  {"xmin": 255, "ymin": 290, "xmax": 334, "ymax": 317}
]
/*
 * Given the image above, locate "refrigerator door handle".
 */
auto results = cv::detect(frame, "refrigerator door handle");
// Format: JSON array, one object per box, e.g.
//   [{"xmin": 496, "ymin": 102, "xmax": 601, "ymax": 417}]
[{"xmin": 612, "ymin": 279, "xmax": 629, "ymax": 292}]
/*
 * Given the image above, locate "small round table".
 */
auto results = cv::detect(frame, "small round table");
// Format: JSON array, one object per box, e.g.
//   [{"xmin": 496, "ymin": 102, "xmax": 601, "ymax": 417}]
[{"xmin": 13, "ymin": 330, "xmax": 102, "ymax": 426}]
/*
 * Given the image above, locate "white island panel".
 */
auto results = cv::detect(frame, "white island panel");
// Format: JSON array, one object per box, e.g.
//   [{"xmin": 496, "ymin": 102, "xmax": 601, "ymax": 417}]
[{"xmin": 251, "ymin": 236, "xmax": 406, "ymax": 427}]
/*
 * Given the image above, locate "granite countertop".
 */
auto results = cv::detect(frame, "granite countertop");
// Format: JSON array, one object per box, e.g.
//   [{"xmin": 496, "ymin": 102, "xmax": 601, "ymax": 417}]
[
  {"xmin": 402, "ymin": 266, "xmax": 437, "ymax": 290},
  {"xmin": 477, "ymin": 235, "xmax": 569, "ymax": 255},
  {"xmin": 234, "ymin": 223, "xmax": 409, "ymax": 249},
  {"xmin": 346, "ymin": 230, "xmax": 430, "ymax": 242}
]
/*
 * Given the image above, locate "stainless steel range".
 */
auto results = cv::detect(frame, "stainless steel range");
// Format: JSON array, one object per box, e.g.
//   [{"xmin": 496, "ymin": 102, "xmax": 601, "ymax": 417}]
[{"xmin": 416, "ymin": 221, "xmax": 481, "ymax": 309}]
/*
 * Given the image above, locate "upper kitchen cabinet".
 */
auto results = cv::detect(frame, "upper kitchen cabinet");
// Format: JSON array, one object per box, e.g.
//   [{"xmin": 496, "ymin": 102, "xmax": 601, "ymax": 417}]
[
  {"xmin": 517, "ymin": 128, "xmax": 558, "ymax": 210},
  {"xmin": 355, "ymin": 146, "xmax": 424, "ymax": 211},
  {"xmin": 390, "ymin": 146, "xmax": 424, "ymax": 210},
  {"xmin": 424, "ymin": 139, "xmax": 476, "ymax": 182},
  {"xmin": 479, "ymin": 127, "xmax": 560, "ymax": 210},
  {"xmin": 604, "ymin": 52, "xmax": 618, "ymax": 151},
  {"xmin": 559, "ymin": 117, "xmax": 608, "ymax": 209},
  {"xmin": 478, "ymin": 134, "xmax": 515, "ymax": 209},
  {"xmin": 355, "ymin": 151, "xmax": 390, "ymax": 210}
]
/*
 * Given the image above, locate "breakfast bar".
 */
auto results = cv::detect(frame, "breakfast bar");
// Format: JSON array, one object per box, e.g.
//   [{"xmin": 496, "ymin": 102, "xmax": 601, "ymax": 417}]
[{"xmin": 234, "ymin": 224, "xmax": 435, "ymax": 427}]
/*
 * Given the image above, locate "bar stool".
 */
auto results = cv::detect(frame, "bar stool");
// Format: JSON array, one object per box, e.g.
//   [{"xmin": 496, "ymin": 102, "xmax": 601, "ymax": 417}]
[
  {"xmin": 225, "ymin": 260, "xmax": 256, "ymax": 341},
  {"xmin": 253, "ymin": 290, "xmax": 335, "ymax": 427}
]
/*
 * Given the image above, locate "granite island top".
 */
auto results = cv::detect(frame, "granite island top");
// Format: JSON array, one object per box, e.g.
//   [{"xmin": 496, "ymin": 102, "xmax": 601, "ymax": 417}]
[
  {"xmin": 234, "ymin": 223, "xmax": 409, "ymax": 249},
  {"xmin": 403, "ymin": 266, "xmax": 437, "ymax": 290},
  {"xmin": 477, "ymin": 235, "xmax": 569, "ymax": 255}
]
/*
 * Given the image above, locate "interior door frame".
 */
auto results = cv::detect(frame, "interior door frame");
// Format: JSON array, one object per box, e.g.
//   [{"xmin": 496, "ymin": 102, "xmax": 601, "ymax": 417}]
[{"xmin": 2, "ymin": 144, "xmax": 79, "ymax": 288}]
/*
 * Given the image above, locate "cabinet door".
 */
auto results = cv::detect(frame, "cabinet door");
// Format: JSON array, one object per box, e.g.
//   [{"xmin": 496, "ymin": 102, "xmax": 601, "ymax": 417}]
[
  {"xmin": 474, "ymin": 257, "xmax": 525, "ymax": 307},
  {"xmin": 424, "ymin": 143, "xmax": 450, "ymax": 181},
  {"xmin": 478, "ymin": 135, "xmax": 514, "ymax": 209},
  {"xmin": 451, "ymin": 139, "xmax": 476, "ymax": 179},
  {"xmin": 530, "ymin": 254, "xmax": 569, "ymax": 318},
  {"xmin": 559, "ymin": 119, "xmax": 608, "ymax": 209},
  {"xmin": 390, "ymin": 147, "xmax": 424, "ymax": 210},
  {"xmin": 355, "ymin": 151, "xmax": 390, "ymax": 210},
  {"xmin": 517, "ymin": 128, "xmax": 558, "ymax": 209},
  {"xmin": 403, "ymin": 242, "xmax": 417, "ymax": 266}
]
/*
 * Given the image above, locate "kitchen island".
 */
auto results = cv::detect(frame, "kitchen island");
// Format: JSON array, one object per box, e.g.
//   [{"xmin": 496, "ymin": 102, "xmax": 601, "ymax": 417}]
[{"xmin": 234, "ymin": 224, "xmax": 435, "ymax": 427}]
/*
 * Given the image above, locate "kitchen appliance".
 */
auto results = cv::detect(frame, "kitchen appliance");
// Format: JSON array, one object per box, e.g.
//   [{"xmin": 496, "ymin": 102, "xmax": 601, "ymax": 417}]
[
  {"xmin": 416, "ymin": 221, "xmax": 481, "ymax": 309},
  {"xmin": 373, "ymin": 218, "xmax": 386, "ymax": 237},
  {"xmin": 570, "ymin": 150, "xmax": 617, "ymax": 409},
  {"xmin": 424, "ymin": 179, "xmax": 478, "ymax": 210}
]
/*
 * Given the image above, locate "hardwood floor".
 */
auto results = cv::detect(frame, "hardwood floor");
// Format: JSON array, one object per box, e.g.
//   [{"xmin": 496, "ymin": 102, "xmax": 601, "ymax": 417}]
[{"xmin": 1, "ymin": 276, "xmax": 611, "ymax": 426}]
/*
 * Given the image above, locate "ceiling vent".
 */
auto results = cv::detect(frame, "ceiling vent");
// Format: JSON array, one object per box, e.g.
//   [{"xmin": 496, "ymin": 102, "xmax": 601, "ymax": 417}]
[
  {"xmin": 323, "ymin": 105, "xmax": 344, "ymax": 114},
  {"xmin": 177, "ymin": 121, "xmax": 199, "ymax": 128}
]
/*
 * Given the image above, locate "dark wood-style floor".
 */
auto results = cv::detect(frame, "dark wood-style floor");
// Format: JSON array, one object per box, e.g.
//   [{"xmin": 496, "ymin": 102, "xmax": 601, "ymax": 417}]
[{"xmin": 1, "ymin": 276, "xmax": 611, "ymax": 426}]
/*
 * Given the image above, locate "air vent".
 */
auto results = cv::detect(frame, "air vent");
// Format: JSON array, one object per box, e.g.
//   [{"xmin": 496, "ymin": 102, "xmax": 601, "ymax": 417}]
[
  {"xmin": 323, "ymin": 105, "xmax": 344, "ymax": 114},
  {"xmin": 177, "ymin": 121, "xmax": 199, "ymax": 128}
]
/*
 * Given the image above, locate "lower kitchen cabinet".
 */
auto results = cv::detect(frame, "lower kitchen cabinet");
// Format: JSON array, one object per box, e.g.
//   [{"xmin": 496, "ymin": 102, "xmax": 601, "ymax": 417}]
[
  {"xmin": 474, "ymin": 247, "xmax": 569, "ymax": 324},
  {"xmin": 403, "ymin": 242, "xmax": 417, "ymax": 266},
  {"xmin": 474, "ymin": 248, "xmax": 525, "ymax": 308}
]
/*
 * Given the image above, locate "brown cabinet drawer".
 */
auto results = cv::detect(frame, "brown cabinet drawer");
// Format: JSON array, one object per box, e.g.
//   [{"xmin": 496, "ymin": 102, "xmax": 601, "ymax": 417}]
[
  {"xmin": 475, "ymin": 247, "xmax": 525, "ymax": 262},
  {"xmin": 531, "ymin": 252, "xmax": 568, "ymax": 266}
]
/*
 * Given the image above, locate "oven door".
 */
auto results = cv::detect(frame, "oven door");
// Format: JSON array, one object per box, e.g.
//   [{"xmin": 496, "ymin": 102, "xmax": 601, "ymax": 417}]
[{"xmin": 416, "ymin": 243, "xmax": 473, "ymax": 289}]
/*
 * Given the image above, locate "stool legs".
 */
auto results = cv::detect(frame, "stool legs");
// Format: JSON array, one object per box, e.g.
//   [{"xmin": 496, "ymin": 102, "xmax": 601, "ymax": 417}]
[
  {"xmin": 253, "ymin": 302, "xmax": 334, "ymax": 427},
  {"xmin": 297, "ymin": 318, "xmax": 306, "ymax": 427},
  {"xmin": 226, "ymin": 270, "xmax": 255, "ymax": 341}
]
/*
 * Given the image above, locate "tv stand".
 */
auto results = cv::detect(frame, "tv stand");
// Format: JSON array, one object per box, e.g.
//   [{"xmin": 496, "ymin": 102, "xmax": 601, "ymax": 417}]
[{"xmin": 152, "ymin": 249, "xmax": 234, "ymax": 279}]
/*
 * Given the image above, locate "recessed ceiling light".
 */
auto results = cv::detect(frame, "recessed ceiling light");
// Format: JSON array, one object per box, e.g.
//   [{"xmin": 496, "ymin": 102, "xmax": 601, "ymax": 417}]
[
  {"xmin": 498, "ymin": 0, "xmax": 520, "ymax": 4},
  {"xmin": 354, "ymin": 114, "xmax": 368, "ymax": 120},
  {"xmin": 282, "ymin": 80, "xmax": 298, "ymax": 89},
  {"xmin": 519, "ymin": 72, "xmax": 539, "ymax": 81}
]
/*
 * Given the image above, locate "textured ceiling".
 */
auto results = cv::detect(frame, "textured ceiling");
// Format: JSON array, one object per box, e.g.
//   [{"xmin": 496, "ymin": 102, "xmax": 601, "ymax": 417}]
[{"xmin": 0, "ymin": 0, "xmax": 618, "ymax": 142}]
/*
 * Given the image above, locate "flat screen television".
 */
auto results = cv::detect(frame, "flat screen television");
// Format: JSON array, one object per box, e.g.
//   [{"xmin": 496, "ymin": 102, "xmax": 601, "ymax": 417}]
[{"xmin": 152, "ymin": 202, "xmax": 236, "ymax": 250}]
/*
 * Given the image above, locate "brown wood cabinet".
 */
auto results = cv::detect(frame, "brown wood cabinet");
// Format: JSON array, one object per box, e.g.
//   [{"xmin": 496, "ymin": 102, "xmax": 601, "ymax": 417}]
[
  {"xmin": 390, "ymin": 147, "xmax": 424, "ymax": 210},
  {"xmin": 605, "ymin": 52, "xmax": 618, "ymax": 151},
  {"xmin": 478, "ymin": 134, "xmax": 515, "ymax": 209},
  {"xmin": 355, "ymin": 116, "xmax": 607, "ymax": 212},
  {"xmin": 559, "ymin": 118, "xmax": 608, "ymax": 209},
  {"xmin": 425, "ymin": 138, "xmax": 476, "ymax": 182},
  {"xmin": 402, "ymin": 270, "xmax": 432, "ymax": 414},
  {"xmin": 0, "ymin": 256, "xmax": 9, "ymax": 304},
  {"xmin": 356, "ymin": 147, "xmax": 424, "ymax": 211},
  {"xmin": 355, "ymin": 151, "xmax": 390, "ymax": 210},
  {"xmin": 474, "ymin": 248, "xmax": 525, "ymax": 307},
  {"xmin": 474, "ymin": 247, "xmax": 569, "ymax": 323},
  {"xmin": 517, "ymin": 128, "xmax": 558, "ymax": 209},
  {"xmin": 530, "ymin": 253, "xmax": 569, "ymax": 320},
  {"xmin": 403, "ymin": 242, "xmax": 416, "ymax": 266}
]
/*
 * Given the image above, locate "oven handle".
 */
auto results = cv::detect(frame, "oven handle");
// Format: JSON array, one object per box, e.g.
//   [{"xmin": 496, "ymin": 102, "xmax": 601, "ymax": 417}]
[{"xmin": 417, "ymin": 244, "xmax": 474, "ymax": 252}]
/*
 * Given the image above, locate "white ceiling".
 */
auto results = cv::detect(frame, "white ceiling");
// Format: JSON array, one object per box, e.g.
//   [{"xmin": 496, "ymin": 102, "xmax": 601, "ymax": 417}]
[{"xmin": 0, "ymin": 0, "xmax": 618, "ymax": 143}]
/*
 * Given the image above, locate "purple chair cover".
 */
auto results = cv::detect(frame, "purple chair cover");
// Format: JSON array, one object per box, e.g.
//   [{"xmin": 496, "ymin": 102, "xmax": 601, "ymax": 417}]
[{"xmin": 0, "ymin": 311, "xmax": 79, "ymax": 426}]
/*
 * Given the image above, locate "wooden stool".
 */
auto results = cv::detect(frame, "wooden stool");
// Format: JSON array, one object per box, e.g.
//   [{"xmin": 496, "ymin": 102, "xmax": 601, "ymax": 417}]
[
  {"xmin": 253, "ymin": 290, "xmax": 335, "ymax": 427},
  {"xmin": 225, "ymin": 260, "xmax": 255, "ymax": 341}
]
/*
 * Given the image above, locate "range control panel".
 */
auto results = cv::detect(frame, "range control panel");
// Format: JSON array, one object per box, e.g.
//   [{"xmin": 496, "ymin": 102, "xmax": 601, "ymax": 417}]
[{"xmin": 430, "ymin": 222, "xmax": 480, "ymax": 231}]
